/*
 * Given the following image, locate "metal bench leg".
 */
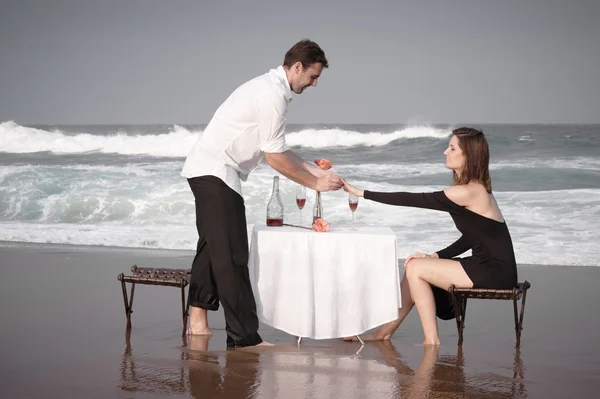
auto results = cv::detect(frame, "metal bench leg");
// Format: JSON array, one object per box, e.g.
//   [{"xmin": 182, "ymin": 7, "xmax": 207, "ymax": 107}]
[
  {"xmin": 513, "ymin": 296, "xmax": 519, "ymax": 346},
  {"xmin": 181, "ymin": 282, "xmax": 187, "ymax": 336},
  {"xmin": 459, "ymin": 299, "xmax": 468, "ymax": 345},
  {"xmin": 515, "ymin": 282, "xmax": 530, "ymax": 348},
  {"xmin": 450, "ymin": 286, "xmax": 467, "ymax": 346},
  {"xmin": 119, "ymin": 275, "xmax": 135, "ymax": 330},
  {"xmin": 183, "ymin": 285, "xmax": 191, "ymax": 336}
]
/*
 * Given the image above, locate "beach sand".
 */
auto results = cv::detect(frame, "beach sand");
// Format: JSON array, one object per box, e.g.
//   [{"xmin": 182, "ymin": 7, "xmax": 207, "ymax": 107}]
[{"xmin": 1, "ymin": 242, "xmax": 599, "ymax": 398}]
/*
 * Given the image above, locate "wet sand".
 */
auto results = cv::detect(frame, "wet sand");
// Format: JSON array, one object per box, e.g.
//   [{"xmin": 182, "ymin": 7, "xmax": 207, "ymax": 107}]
[{"xmin": 1, "ymin": 242, "xmax": 599, "ymax": 398}]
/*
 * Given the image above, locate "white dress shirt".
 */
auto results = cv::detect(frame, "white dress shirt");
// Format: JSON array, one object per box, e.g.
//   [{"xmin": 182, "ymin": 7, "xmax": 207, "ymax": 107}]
[{"xmin": 181, "ymin": 66, "xmax": 293, "ymax": 195}]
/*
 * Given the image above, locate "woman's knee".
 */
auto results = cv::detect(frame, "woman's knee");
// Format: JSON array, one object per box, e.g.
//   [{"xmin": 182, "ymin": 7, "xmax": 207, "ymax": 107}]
[{"xmin": 404, "ymin": 259, "xmax": 422, "ymax": 280}]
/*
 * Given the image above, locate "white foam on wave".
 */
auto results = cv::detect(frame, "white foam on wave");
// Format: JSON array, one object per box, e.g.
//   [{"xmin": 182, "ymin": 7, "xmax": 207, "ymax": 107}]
[
  {"xmin": 286, "ymin": 126, "xmax": 450, "ymax": 148},
  {"xmin": 494, "ymin": 158, "xmax": 600, "ymax": 171},
  {"xmin": 1, "ymin": 158, "xmax": 600, "ymax": 266},
  {"xmin": 0, "ymin": 221, "xmax": 199, "ymax": 250},
  {"xmin": 0, "ymin": 121, "xmax": 450, "ymax": 156},
  {"xmin": 0, "ymin": 121, "xmax": 200, "ymax": 157},
  {"xmin": 518, "ymin": 135, "xmax": 534, "ymax": 142},
  {"xmin": 1, "ymin": 179, "xmax": 598, "ymax": 266},
  {"xmin": 0, "ymin": 161, "xmax": 192, "ymax": 223}
]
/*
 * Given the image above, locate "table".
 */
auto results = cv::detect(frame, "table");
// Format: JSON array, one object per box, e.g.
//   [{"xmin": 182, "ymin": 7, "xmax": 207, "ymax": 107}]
[{"xmin": 248, "ymin": 224, "xmax": 401, "ymax": 340}]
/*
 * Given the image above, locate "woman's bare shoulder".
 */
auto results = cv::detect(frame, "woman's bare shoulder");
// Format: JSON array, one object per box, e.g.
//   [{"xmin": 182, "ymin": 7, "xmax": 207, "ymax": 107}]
[{"xmin": 443, "ymin": 184, "xmax": 477, "ymax": 206}]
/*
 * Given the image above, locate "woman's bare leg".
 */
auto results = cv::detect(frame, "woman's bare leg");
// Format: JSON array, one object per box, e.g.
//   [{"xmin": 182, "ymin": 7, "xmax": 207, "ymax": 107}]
[{"xmin": 405, "ymin": 258, "xmax": 473, "ymax": 345}]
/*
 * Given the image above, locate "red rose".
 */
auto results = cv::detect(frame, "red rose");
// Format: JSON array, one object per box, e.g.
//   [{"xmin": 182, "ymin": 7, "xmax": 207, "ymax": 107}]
[
  {"xmin": 313, "ymin": 218, "xmax": 330, "ymax": 232},
  {"xmin": 314, "ymin": 158, "xmax": 333, "ymax": 170}
]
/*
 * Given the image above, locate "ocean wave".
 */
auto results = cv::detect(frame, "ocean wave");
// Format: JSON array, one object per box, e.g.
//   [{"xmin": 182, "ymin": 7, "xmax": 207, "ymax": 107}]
[
  {"xmin": 495, "ymin": 158, "xmax": 600, "ymax": 171},
  {"xmin": 518, "ymin": 135, "xmax": 534, "ymax": 142},
  {"xmin": 1, "ymin": 157, "xmax": 598, "ymax": 266},
  {"xmin": 0, "ymin": 121, "xmax": 200, "ymax": 157},
  {"xmin": 285, "ymin": 126, "xmax": 450, "ymax": 148},
  {"xmin": 0, "ymin": 121, "xmax": 449, "ymax": 156}
]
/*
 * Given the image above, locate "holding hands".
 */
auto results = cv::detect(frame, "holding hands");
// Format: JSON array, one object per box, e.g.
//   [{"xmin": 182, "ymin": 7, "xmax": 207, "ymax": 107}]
[
  {"xmin": 316, "ymin": 172, "xmax": 344, "ymax": 192},
  {"xmin": 313, "ymin": 158, "xmax": 343, "ymax": 192},
  {"xmin": 341, "ymin": 179, "xmax": 364, "ymax": 198}
]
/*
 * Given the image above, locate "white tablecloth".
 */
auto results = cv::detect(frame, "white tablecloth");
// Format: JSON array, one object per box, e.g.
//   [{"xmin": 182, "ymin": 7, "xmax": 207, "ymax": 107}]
[{"xmin": 248, "ymin": 224, "xmax": 401, "ymax": 339}]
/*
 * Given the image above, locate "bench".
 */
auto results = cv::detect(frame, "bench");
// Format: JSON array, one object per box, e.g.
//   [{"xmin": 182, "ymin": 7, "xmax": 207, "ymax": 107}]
[
  {"xmin": 117, "ymin": 266, "xmax": 192, "ymax": 335},
  {"xmin": 448, "ymin": 281, "xmax": 531, "ymax": 348}
]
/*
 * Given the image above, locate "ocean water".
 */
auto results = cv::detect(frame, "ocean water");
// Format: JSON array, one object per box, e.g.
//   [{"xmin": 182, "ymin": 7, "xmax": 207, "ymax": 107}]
[{"xmin": 1, "ymin": 120, "xmax": 599, "ymax": 266}]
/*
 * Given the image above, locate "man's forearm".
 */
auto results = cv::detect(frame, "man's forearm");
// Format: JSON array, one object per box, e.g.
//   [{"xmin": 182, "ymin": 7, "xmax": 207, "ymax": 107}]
[
  {"xmin": 285, "ymin": 151, "xmax": 328, "ymax": 177},
  {"xmin": 264, "ymin": 151, "xmax": 319, "ymax": 189}
]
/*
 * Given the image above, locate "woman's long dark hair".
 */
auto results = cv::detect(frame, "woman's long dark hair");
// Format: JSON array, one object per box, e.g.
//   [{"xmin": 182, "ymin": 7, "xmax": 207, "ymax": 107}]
[{"xmin": 452, "ymin": 127, "xmax": 492, "ymax": 193}]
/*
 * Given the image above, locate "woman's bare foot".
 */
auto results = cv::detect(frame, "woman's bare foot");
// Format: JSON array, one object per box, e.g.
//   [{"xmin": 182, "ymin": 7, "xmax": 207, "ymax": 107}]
[
  {"xmin": 422, "ymin": 339, "xmax": 441, "ymax": 346},
  {"xmin": 343, "ymin": 319, "xmax": 401, "ymax": 342},
  {"xmin": 343, "ymin": 331, "xmax": 392, "ymax": 342}
]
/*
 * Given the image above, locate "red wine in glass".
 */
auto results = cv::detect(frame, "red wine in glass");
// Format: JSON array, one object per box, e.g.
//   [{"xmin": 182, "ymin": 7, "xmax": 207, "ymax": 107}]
[
  {"xmin": 296, "ymin": 185, "xmax": 307, "ymax": 225},
  {"xmin": 349, "ymin": 194, "xmax": 359, "ymax": 230}
]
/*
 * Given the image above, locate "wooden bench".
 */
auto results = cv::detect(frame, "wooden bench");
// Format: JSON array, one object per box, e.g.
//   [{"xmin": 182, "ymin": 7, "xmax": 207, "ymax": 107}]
[
  {"xmin": 448, "ymin": 281, "xmax": 531, "ymax": 348},
  {"xmin": 117, "ymin": 266, "xmax": 192, "ymax": 335}
]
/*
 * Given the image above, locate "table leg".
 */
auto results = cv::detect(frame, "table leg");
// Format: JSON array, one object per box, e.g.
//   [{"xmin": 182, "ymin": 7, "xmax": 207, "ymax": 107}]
[
  {"xmin": 297, "ymin": 337, "xmax": 302, "ymax": 346},
  {"xmin": 356, "ymin": 335, "xmax": 365, "ymax": 346}
]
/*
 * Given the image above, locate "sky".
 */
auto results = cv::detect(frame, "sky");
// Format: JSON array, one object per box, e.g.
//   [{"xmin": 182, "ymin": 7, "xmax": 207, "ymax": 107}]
[{"xmin": 1, "ymin": 0, "xmax": 599, "ymax": 125}]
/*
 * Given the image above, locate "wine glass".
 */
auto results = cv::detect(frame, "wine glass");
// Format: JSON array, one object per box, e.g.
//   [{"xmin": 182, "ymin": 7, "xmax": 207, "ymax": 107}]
[
  {"xmin": 296, "ymin": 185, "xmax": 306, "ymax": 224},
  {"xmin": 349, "ymin": 194, "xmax": 358, "ymax": 230}
]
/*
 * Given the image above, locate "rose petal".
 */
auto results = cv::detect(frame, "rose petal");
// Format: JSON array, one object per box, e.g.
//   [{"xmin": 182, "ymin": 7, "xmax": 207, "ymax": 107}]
[{"xmin": 314, "ymin": 158, "xmax": 333, "ymax": 170}]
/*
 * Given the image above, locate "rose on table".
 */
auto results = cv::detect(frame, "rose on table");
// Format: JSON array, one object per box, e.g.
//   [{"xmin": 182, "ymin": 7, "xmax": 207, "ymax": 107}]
[{"xmin": 312, "ymin": 218, "xmax": 330, "ymax": 232}]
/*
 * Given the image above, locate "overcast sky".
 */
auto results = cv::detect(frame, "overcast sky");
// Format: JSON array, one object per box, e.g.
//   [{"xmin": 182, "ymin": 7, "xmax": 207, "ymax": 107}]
[{"xmin": 1, "ymin": 0, "xmax": 599, "ymax": 125}]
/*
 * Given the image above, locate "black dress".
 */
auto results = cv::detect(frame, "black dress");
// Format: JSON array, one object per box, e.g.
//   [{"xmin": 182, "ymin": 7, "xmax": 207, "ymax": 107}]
[{"xmin": 364, "ymin": 190, "xmax": 518, "ymax": 318}]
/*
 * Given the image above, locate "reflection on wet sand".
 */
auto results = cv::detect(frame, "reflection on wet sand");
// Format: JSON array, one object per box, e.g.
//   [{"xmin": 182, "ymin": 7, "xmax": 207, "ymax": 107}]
[
  {"xmin": 187, "ymin": 336, "xmax": 262, "ymax": 399},
  {"xmin": 120, "ymin": 330, "xmax": 188, "ymax": 395},
  {"xmin": 119, "ymin": 333, "xmax": 527, "ymax": 398},
  {"xmin": 400, "ymin": 346, "xmax": 527, "ymax": 399}
]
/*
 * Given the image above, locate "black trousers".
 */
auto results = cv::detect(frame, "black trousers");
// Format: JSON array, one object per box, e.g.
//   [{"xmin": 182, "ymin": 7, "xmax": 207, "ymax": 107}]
[{"xmin": 188, "ymin": 175, "xmax": 262, "ymax": 348}]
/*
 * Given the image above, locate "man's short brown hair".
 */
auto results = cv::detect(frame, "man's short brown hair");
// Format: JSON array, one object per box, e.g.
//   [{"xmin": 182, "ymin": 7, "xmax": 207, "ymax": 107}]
[{"xmin": 283, "ymin": 39, "xmax": 329, "ymax": 69}]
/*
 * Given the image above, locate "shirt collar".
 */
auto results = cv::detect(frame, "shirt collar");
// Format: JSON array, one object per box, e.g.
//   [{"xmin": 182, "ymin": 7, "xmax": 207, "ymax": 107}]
[{"xmin": 270, "ymin": 66, "xmax": 294, "ymax": 103}]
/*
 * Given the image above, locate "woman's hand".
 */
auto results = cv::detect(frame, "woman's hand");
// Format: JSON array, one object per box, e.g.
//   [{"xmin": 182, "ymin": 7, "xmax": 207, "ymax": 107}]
[
  {"xmin": 342, "ymin": 179, "xmax": 364, "ymax": 197},
  {"xmin": 404, "ymin": 252, "xmax": 439, "ymax": 267}
]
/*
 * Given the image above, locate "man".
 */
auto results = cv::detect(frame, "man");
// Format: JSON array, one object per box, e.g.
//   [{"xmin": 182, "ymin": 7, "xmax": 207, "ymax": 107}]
[{"xmin": 181, "ymin": 39, "xmax": 343, "ymax": 348}]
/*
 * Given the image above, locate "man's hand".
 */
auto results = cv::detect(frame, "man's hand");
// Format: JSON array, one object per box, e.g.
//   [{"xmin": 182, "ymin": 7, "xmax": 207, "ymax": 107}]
[{"xmin": 316, "ymin": 172, "xmax": 343, "ymax": 192}]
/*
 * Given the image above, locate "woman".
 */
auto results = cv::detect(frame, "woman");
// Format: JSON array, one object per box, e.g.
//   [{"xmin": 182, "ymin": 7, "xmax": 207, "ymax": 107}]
[{"xmin": 343, "ymin": 127, "xmax": 517, "ymax": 345}]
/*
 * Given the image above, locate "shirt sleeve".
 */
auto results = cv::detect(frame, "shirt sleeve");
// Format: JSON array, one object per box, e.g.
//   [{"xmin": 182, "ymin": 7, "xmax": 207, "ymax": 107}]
[
  {"xmin": 256, "ymin": 90, "xmax": 289, "ymax": 153},
  {"xmin": 363, "ymin": 190, "xmax": 461, "ymax": 213},
  {"xmin": 436, "ymin": 235, "xmax": 471, "ymax": 259}
]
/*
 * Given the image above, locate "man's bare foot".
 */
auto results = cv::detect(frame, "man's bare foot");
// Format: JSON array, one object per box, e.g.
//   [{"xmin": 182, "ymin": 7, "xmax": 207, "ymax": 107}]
[
  {"xmin": 187, "ymin": 307, "xmax": 212, "ymax": 335},
  {"xmin": 234, "ymin": 340, "xmax": 275, "ymax": 352},
  {"xmin": 188, "ymin": 335, "xmax": 211, "ymax": 351}
]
